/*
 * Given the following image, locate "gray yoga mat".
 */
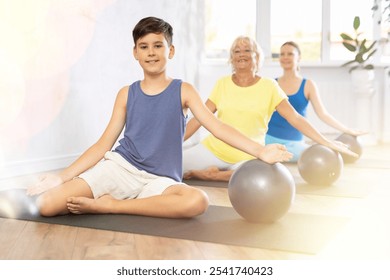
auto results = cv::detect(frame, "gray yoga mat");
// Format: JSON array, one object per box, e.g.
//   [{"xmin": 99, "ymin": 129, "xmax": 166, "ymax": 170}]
[
  {"xmin": 293, "ymin": 178, "xmax": 371, "ymax": 198},
  {"xmin": 0, "ymin": 188, "xmax": 347, "ymax": 254},
  {"xmin": 286, "ymin": 164, "xmax": 372, "ymax": 198},
  {"xmin": 184, "ymin": 178, "xmax": 370, "ymax": 198},
  {"xmin": 346, "ymin": 158, "xmax": 390, "ymax": 169},
  {"xmin": 184, "ymin": 162, "xmax": 372, "ymax": 198},
  {"xmin": 183, "ymin": 179, "xmax": 228, "ymax": 188}
]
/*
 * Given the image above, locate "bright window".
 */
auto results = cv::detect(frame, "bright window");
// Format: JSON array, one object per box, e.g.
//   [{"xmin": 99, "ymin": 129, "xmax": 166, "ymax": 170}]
[
  {"xmin": 329, "ymin": 0, "xmax": 374, "ymax": 61},
  {"xmin": 270, "ymin": 0, "xmax": 322, "ymax": 62},
  {"xmin": 204, "ymin": 0, "xmax": 256, "ymax": 58},
  {"xmin": 203, "ymin": 0, "xmax": 388, "ymax": 63},
  {"xmin": 374, "ymin": 0, "xmax": 390, "ymax": 62}
]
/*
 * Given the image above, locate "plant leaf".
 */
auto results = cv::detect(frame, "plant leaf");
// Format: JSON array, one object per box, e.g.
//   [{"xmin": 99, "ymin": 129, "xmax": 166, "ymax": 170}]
[
  {"xmin": 353, "ymin": 16, "xmax": 360, "ymax": 30},
  {"xmin": 355, "ymin": 53, "xmax": 364, "ymax": 63},
  {"xmin": 364, "ymin": 65, "xmax": 374, "ymax": 70},
  {"xmin": 342, "ymin": 42, "xmax": 356, "ymax": 52},
  {"xmin": 365, "ymin": 41, "xmax": 377, "ymax": 53},
  {"xmin": 359, "ymin": 40, "xmax": 368, "ymax": 53},
  {"xmin": 340, "ymin": 33, "xmax": 353, "ymax": 41},
  {"xmin": 341, "ymin": 60, "xmax": 356, "ymax": 67},
  {"xmin": 366, "ymin": 49, "xmax": 377, "ymax": 60},
  {"xmin": 349, "ymin": 65, "xmax": 360, "ymax": 73}
]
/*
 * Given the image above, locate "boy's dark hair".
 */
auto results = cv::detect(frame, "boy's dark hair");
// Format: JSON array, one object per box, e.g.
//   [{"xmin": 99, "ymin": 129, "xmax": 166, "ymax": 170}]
[{"xmin": 132, "ymin": 17, "xmax": 173, "ymax": 46}]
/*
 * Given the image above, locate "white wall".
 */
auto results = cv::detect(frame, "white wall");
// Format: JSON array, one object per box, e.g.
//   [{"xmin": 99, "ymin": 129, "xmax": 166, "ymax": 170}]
[{"xmin": 0, "ymin": 0, "xmax": 203, "ymax": 178}]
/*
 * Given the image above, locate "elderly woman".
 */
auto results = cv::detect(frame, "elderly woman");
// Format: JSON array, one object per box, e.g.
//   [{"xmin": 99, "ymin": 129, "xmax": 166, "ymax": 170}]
[{"xmin": 183, "ymin": 36, "xmax": 355, "ymax": 181}]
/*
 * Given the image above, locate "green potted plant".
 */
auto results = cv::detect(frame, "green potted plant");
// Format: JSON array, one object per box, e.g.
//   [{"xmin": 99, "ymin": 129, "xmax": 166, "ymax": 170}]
[
  {"xmin": 339, "ymin": 16, "xmax": 377, "ymax": 73},
  {"xmin": 339, "ymin": 16, "xmax": 378, "ymax": 145}
]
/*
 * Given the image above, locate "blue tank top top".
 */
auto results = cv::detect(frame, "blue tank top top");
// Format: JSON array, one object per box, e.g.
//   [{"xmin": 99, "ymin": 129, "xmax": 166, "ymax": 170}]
[
  {"xmin": 267, "ymin": 79, "xmax": 308, "ymax": 141},
  {"xmin": 114, "ymin": 79, "xmax": 186, "ymax": 181}
]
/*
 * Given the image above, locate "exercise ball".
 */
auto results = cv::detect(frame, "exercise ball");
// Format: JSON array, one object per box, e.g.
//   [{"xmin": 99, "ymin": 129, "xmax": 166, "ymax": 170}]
[
  {"xmin": 335, "ymin": 133, "xmax": 363, "ymax": 163},
  {"xmin": 0, "ymin": 188, "xmax": 38, "ymax": 219},
  {"xmin": 228, "ymin": 160, "xmax": 295, "ymax": 223},
  {"xmin": 298, "ymin": 144, "xmax": 343, "ymax": 186}
]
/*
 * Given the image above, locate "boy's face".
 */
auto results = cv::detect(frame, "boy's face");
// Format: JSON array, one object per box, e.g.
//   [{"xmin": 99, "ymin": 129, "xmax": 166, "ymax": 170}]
[{"xmin": 133, "ymin": 33, "xmax": 174, "ymax": 75}]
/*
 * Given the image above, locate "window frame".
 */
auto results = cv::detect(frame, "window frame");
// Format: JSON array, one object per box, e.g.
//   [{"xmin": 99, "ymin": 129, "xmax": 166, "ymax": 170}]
[
  {"xmin": 256, "ymin": 0, "xmax": 385, "ymax": 64},
  {"xmin": 204, "ymin": 0, "xmax": 388, "ymax": 65}
]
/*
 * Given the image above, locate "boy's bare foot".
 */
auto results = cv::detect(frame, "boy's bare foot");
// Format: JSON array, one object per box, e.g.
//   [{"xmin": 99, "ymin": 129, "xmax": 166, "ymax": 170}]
[
  {"xmin": 67, "ymin": 195, "xmax": 115, "ymax": 214},
  {"xmin": 183, "ymin": 166, "xmax": 231, "ymax": 181}
]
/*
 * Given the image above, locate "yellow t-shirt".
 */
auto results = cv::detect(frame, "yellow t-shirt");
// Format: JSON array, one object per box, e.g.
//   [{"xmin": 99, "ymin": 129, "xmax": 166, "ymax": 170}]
[{"xmin": 202, "ymin": 76, "xmax": 287, "ymax": 163}]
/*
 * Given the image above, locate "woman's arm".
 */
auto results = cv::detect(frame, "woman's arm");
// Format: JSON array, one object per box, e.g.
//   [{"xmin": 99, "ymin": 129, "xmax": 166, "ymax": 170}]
[
  {"xmin": 276, "ymin": 99, "xmax": 358, "ymax": 157},
  {"xmin": 306, "ymin": 80, "xmax": 366, "ymax": 136},
  {"xmin": 182, "ymin": 82, "xmax": 292, "ymax": 163}
]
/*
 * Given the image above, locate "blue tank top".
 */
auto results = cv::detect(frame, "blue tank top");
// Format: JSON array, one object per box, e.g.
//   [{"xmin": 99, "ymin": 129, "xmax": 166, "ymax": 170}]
[
  {"xmin": 114, "ymin": 79, "xmax": 186, "ymax": 181},
  {"xmin": 267, "ymin": 79, "xmax": 308, "ymax": 141}
]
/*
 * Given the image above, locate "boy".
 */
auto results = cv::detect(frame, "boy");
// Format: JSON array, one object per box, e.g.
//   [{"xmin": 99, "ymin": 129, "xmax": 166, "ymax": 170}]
[{"xmin": 27, "ymin": 17, "xmax": 292, "ymax": 218}]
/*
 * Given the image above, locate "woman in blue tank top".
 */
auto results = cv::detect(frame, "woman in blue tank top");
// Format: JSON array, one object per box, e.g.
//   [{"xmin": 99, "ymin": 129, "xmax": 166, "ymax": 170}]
[{"xmin": 266, "ymin": 41, "xmax": 366, "ymax": 162}]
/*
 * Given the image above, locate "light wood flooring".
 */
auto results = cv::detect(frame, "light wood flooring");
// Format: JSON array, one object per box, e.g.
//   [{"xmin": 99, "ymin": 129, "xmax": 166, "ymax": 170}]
[{"xmin": 0, "ymin": 144, "xmax": 389, "ymax": 260}]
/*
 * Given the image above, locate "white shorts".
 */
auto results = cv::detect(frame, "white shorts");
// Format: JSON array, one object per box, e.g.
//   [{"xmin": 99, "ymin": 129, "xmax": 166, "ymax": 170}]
[{"xmin": 78, "ymin": 151, "xmax": 184, "ymax": 200}]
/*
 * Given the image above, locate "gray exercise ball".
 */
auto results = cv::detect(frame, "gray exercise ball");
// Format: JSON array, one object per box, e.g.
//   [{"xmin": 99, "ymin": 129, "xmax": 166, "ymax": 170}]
[
  {"xmin": 228, "ymin": 160, "xmax": 295, "ymax": 223},
  {"xmin": 0, "ymin": 188, "xmax": 39, "ymax": 219},
  {"xmin": 298, "ymin": 144, "xmax": 343, "ymax": 186},
  {"xmin": 335, "ymin": 133, "xmax": 363, "ymax": 163}
]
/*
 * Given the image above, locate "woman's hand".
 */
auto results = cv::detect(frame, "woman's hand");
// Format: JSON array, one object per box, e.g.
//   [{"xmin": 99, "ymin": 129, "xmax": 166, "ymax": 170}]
[
  {"xmin": 258, "ymin": 144, "xmax": 293, "ymax": 164},
  {"xmin": 26, "ymin": 173, "xmax": 64, "ymax": 196},
  {"xmin": 343, "ymin": 129, "xmax": 368, "ymax": 137},
  {"xmin": 327, "ymin": 140, "xmax": 359, "ymax": 158}
]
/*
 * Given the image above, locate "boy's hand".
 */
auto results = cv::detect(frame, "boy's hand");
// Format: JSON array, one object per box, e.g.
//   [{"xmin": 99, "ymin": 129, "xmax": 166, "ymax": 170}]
[
  {"xmin": 259, "ymin": 144, "xmax": 293, "ymax": 164},
  {"xmin": 26, "ymin": 173, "xmax": 63, "ymax": 196}
]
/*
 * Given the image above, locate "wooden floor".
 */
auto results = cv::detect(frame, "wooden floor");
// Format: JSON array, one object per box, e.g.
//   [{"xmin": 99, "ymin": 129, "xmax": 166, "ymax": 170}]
[{"xmin": 0, "ymin": 144, "xmax": 389, "ymax": 260}]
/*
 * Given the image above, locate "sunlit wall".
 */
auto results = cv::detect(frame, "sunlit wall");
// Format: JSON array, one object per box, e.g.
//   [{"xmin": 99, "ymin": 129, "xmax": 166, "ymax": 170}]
[{"xmin": 0, "ymin": 0, "xmax": 203, "ymax": 178}]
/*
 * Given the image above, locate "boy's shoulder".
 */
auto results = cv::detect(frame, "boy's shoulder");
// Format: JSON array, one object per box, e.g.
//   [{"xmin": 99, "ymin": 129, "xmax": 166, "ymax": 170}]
[
  {"xmin": 180, "ymin": 81, "xmax": 199, "ymax": 103},
  {"xmin": 119, "ymin": 85, "xmax": 130, "ymax": 94},
  {"xmin": 115, "ymin": 85, "xmax": 130, "ymax": 100},
  {"xmin": 180, "ymin": 81, "xmax": 196, "ymax": 92}
]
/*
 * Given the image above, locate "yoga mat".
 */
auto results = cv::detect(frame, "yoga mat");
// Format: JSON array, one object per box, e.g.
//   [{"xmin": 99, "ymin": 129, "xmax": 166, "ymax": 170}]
[
  {"xmin": 183, "ymin": 179, "xmax": 228, "ymax": 188},
  {"xmin": 294, "ymin": 180, "xmax": 370, "ymax": 198},
  {"xmin": 345, "ymin": 158, "xmax": 390, "ymax": 169},
  {"xmin": 185, "ymin": 175, "xmax": 371, "ymax": 198},
  {"xmin": 286, "ymin": 165, "xmax": 372, "ymax": 198},
  {"xmin": 0, "ymin": 188, "xmax": 348, "ymax": 254}
]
